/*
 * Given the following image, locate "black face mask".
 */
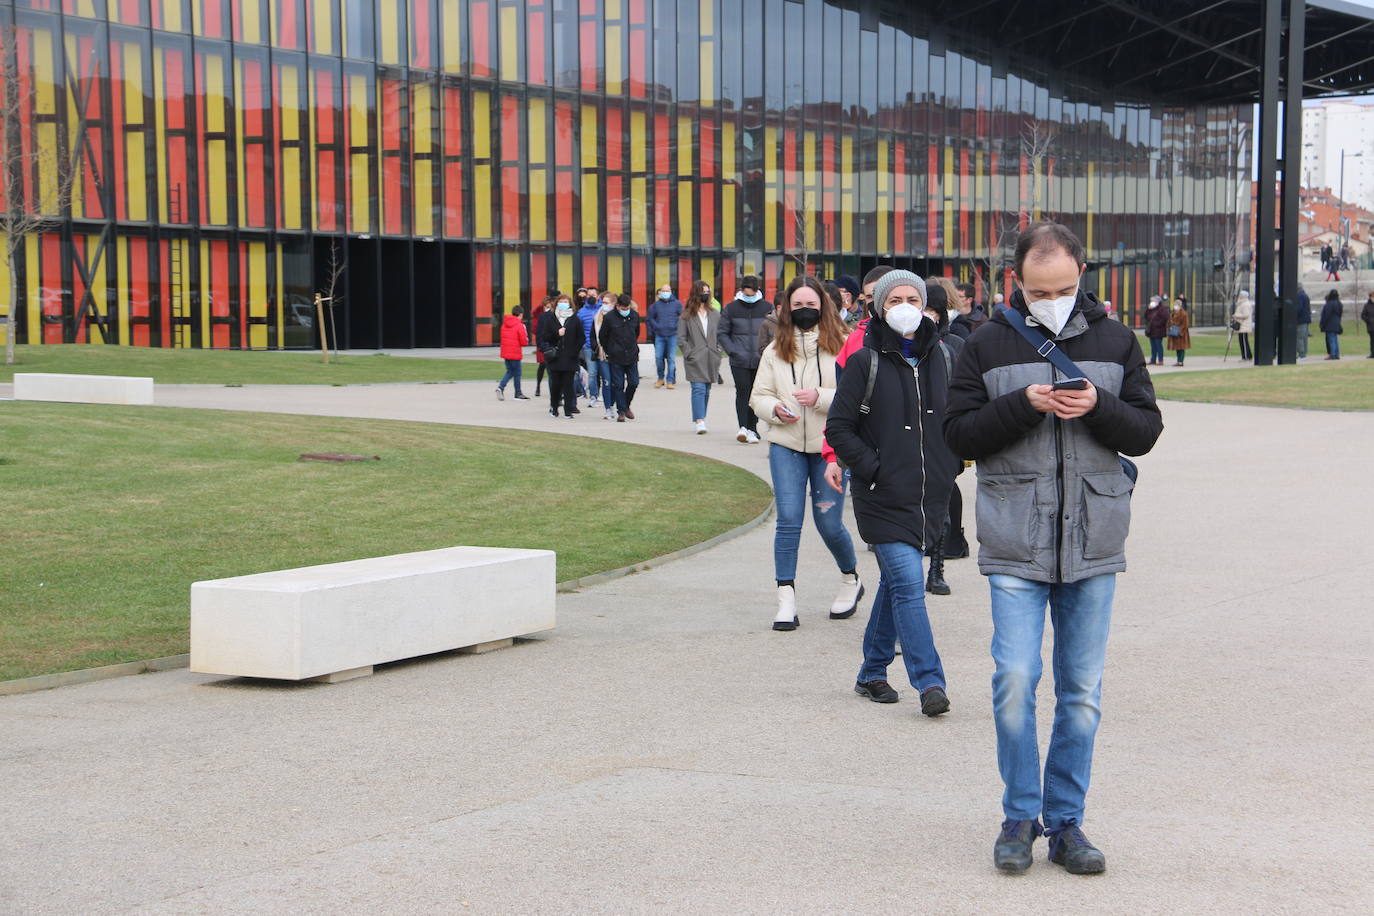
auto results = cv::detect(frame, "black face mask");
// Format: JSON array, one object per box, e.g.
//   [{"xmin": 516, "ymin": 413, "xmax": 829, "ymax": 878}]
[{"xmin": 791, "ymin": 307, "xmax": 820, "ymax": 330}]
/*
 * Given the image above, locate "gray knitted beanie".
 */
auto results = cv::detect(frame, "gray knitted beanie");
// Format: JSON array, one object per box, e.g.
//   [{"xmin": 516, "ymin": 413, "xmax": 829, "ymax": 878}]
[{"xmin": 872, "ymin": 269, "xmax": 927, "ymax": 312}]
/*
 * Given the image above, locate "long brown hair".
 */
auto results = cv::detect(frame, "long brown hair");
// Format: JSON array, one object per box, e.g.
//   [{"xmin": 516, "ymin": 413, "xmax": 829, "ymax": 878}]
[
  {"xmin": 774, "ymin": 275, "xmax": 847, "ymax": 363},
  {"xmin": 683, "ymin": 279, "xmax": 713, "ymax": 318}
]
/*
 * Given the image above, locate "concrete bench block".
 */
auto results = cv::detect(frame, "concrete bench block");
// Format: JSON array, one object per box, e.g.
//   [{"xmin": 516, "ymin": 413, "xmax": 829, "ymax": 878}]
[
  {"xmin": 13, "ymin": 373, "xmax": 154, "ymax": 406},
  {"xmin": 190, "ymin": 547, "xmax": 556, "ymax": 682}
]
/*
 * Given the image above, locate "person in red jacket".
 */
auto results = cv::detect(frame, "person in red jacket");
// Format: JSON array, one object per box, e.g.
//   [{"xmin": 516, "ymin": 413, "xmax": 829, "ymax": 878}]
[{"xmin": 496, "ymin": 305, "xmax": 530, "ymax": 400}]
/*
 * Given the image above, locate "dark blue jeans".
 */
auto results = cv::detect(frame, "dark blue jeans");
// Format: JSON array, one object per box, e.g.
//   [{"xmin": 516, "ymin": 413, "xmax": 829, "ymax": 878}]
[
  {"xmin": 608, "ymin": 362, "xmax": 639, "ymax": 414},
  {"xmin": 858, "ymin": 541, "xmax": 945, "ymax": 692},
  {"xmin": 1326, "ymin": 331, "xmax": 1341, "ymax": 358},
  {"xmin": 1148, "ymin": 337, "xmax": 1164, "ymax": 363},
  {"xmin": 767, "ymin": 444, "xmax": 856, "ymax": 582},
  {"xmin": 498, "ymin": 359, "xmax": 523, "ymax": 395}
]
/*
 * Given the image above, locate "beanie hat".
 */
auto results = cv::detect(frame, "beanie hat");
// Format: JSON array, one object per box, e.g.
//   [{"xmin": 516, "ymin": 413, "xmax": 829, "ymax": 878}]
[
  {"xmin": 835, "ymin": 274, "xmax": 861, "ymax": 298},
  {"xmin": 872, "ymin": 269, "xmax": 927, "ymax": 313}
]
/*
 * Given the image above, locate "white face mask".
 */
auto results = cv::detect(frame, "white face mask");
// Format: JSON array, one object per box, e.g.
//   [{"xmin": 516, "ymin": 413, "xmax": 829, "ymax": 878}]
[
  {"xmin": 884, "ymin": 303, "xmax": 926, "ymax": 336},
  {"xmin": 1026, "ymin": 293, "xmax": 1076, "ymax": 335}
]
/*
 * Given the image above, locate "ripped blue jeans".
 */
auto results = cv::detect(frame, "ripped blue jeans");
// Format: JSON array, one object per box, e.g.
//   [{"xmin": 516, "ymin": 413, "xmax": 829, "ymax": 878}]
[{"xmin": 768, "ymin": 443, "xmax": 856, "ymax": 582}]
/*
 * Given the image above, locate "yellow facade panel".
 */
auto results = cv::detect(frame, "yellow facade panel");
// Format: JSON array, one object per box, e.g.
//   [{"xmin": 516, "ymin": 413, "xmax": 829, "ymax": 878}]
[
  {"xmin": 473, "ymin": 91, "xmax": 491, "ymax": 158},
  {"xmin": 679, "ymin": 116, "xmax": 693, "ymax": 175},
  {"xmin": 528, "ymin": 97, "xmax": 547, "ymax": 164},
  {"xmin": 722, "ymin": 185, "xmax": 735, "ymax": 248},
  {"xmin": 504, "ymin": 251, "xmax": 522, "ymax": 311},
  {"xmin": 474, "ymin": 164, "xmax": 493, "ymax": 237},
  {"xmin": 582, "ymin": 105, "xmax": 599, "ymax": 170},
  {"xmin": 500, "ymin": 5, "xmax": 519, "ymax": 81},
  {"xmin": 630, "ymin": 176, "xmax": 648, "ymax": 246},
  {"xmin": 529, "ymin": 169, "xmax": 548, "ymax": 241},
  {"xmin": 414, "ymin": 160, "xmax": 434, "ymax": 237},
  {"xmin": 678, "ymin": 181, "xmax": 693, "ymax": 247},
  {"xmin": 606, "ymin": 26, "xmax": 623, "ymax": 95},
  {"xmin": 630, "ymin": 110, "xmax": 647, "ymax": 172},
  {"xmin": 582, "ymin": 174, "xmax": 599, "ymax": 241}
]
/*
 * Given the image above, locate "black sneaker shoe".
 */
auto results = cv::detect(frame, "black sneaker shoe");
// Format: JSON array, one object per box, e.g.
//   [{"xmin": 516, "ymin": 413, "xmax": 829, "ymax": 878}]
[
  {"xmin": 854, "ymin": 679, "xmax": 898, "ymax": 703},
  {"xmin": 1048, "ymin": 825, "xmax": 1106, "ymax": 874},
  {"xmin": 919, "ymin": 685, "xmax": 950, "ymax": 717},
  {"xmin": 513, "ymin": 393, "xmax": 529, "ymax": 400},
  {"xmin": 994, "ymin": 819, "xmax": 1043, "ymax": 873}
]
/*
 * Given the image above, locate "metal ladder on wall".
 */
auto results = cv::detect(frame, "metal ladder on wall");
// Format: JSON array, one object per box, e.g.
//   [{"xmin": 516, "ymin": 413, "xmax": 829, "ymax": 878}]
[{"xmin": 168, "ymin": 185, "xmax": 188, "ymax": 348}]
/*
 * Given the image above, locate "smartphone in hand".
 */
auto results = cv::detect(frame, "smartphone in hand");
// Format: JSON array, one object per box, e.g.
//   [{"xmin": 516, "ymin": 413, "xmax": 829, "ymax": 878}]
[{"xmin": 1051, "ymin": 377, "xmax": 1089, "ymax": 391}]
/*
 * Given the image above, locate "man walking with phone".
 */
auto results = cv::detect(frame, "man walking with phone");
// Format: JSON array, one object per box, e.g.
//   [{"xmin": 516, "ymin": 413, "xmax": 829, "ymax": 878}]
[{"xmin": 944, "ymin": 222, "xmax": 1163, "ymax": 876}]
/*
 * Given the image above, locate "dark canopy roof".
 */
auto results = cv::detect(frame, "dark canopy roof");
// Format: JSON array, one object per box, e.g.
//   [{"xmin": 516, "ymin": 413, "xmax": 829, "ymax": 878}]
[{"xmin": 932, "ymin": 0, "xmax": 1374, "ymax": 103}]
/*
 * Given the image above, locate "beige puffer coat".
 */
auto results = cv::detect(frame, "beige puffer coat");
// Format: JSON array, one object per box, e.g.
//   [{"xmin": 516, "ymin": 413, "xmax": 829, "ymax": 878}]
[{"xmin": 749, "ymin": 329, "xmax": 838, "ymax": 454}]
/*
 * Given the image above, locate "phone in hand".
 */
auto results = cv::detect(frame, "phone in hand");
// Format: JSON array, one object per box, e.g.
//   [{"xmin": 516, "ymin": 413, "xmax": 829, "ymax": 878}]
[
  {"xmin": 1051, "ymin": 377, "xmax": 1089, "ymax": 391},
  {"xmin": 778, "ymin": 405, "xmax": 797, "ymax": 419}
]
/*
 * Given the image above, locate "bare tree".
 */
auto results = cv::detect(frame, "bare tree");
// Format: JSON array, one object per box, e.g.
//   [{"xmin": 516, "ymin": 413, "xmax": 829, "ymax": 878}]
[
  {"xmin": 983, "ymin": 120, "xmax": 1058, "ymax": 290},
  {"xmin": 1214, "ymin": 123, "xmax": 1252, "ymax": 322},
  {"xmin": 322, "ymin": 238, "xmax": 344, "ymax": 360},
  {"xmin": 2, "ymin": 24, "xmax": 78, "ymax": 365}
]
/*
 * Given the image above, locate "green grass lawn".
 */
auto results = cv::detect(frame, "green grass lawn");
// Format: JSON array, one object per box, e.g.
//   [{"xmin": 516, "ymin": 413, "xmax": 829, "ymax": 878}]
[
  {"xmin": 0, "ymin": 403, "xmax": 772, "ymax": 681},
  {"xmin": 0, "ymin": 345, "xmax": 534, "ymax": 385},
  {"xmin": 1150, "ymin": 357, "xmax": 1374, "ymax": 410}
]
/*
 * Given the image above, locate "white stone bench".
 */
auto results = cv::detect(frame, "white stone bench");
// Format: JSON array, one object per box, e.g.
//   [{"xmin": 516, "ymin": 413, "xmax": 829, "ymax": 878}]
[
  {"xmin": 13, "ymin": 372, "xmax": 154, "ymax": 405},
  {"xmin": 190, "ymin": 547, "xmax": 556, "ymax": 683}
]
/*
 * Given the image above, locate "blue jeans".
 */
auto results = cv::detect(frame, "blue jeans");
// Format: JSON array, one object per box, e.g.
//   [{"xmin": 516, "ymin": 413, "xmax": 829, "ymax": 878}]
[
  {"xmin": 1148, "ymin": 337, "xmax": 1164, "ymax": 363},
  {"xmin": 989, "ymin": 572, "xmax": 1116, "ymax": 833},
  {"xmin": 497, "ymin": 358, "xmax": 523, "ymax": 395},
  {"xmin": 768, "ymin": 443, "xmax": 856, "ymax": 582},
  {"xmin": 608, "ymin": 362, "xmax": 639, "ymax": 414},
  {"xmin": 593, "ymin": 360, "xmax": 613, "ymax": 407},
  {"xmin": 1326, "ymin": 331, "xmax": 1341, "ymax": 357},
  {"xmin": 1297, "ymin": 326, "xmax": 1309, "ymax": 358},
  {"xmin": 858, "ymin": 541, "xmax": 946, "ymax": 691},
  {"xmin": 654, "ymin": 334, "xmax": 678, "ymax": 383},
  {"xmin": 690, "ymin": 381, "xmax": 711, "ymax": 421},
  {"xmin": 581, "ymin": 347, "xmax": 600, "ymax": 397}
]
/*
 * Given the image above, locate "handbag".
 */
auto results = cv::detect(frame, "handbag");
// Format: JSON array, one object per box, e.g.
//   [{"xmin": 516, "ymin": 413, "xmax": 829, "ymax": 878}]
[
  {"xmin": 1228, "ymin": 319, "xmax": 1240, "ymax": 331},
  {"xmin": 1001, "ymin": 307, "xmax": 1139, "ymax": 485},
  {"xmin": 1167, "ymin": 324, "xmax": 1181, "ymax": 337}
]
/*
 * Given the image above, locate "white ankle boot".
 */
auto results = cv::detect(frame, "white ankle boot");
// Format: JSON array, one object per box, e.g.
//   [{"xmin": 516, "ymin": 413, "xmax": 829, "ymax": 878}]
[
  {"xmin": 772, "ymin": 585, "xmax": 798, "ymax": 631},
  {"xmin": 829, "ymin": 573, "xmax": 864, "ymax": 620}
]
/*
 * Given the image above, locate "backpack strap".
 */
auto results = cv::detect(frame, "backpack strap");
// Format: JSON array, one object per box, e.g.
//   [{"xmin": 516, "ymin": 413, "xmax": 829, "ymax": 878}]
[
  {"xmin": 937, "ymin": 340, "xmax": 952, "ymax": 382},
  {"xmin": 859, "ymin": 349, "xmax": 879, "ymax": 415},
  {"xmin": 1001, "ymin": 305, "xmax": 1086, "ymax": 380}
]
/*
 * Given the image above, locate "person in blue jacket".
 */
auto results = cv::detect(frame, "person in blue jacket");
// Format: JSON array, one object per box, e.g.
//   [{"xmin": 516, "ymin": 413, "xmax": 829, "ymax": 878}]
[
  {"xmin": 576, "ymin": 294, "xmax": 604, "ymax": 405},
  {"xmin": 647, "ymin": 283, "xmax": 685, "ymax": 388}
]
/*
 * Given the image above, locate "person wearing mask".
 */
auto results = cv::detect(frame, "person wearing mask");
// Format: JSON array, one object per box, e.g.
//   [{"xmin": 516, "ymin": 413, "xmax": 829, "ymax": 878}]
[
  {"xmin": 834, "ymin": 275, "xmax": 862, "ymax": 325},
  {"xmin": 820, "ymin": 265, "xmax": 895, "ymax": 478},
  {"xmin": 718, "ymin": 275, "xmax": 773, "ymax": 444},
  {"xmin": 1296, "ymin": 285, "xmax": 1312, "ymax": 359},
  {"xmin": 577, "ymin": 292, "xmax": 603, "ymax": 407},
  {"xmin": 920, "ymin": 282, "xmax": 968, "ymax": 596},
  {"xmin": 678, "ymin": 284, "xmax": 722, "ymax": 433},
  {"xmin": 600, "ymin": 293, "xmax": 642, "ymax": 420},
  {"xmin": 944, "ymin": 221, "xmax": 1162, "ymax": 876},
  {"xmin": 1362, "ymin": 291, "xmax": 1374, "ymax": 358},
  {"xmin": 537, "ymin": 294, "xmax": 583, "ymax": 418},
  {"xmin": 1167, "ymin": 296, "xmax": 1191, "ymax": 366},
  {"xmin": 589, "ymin": 293, "xmax": 618, "ymax": 419},
  {"xmin": 647, "ymin": 283, "xmax": 684, "ymax": 388},
  {"xmin": 825, "ymin": 269, "xmax": 958, "ymax": 718},
  {"xmin": 948, "ymin": 281, "xmax": 987, "ymax": 340},
  {"xmin": 1320, "ymin": 289, "xmax": 1345, "ymax": 359},
  {"xmin": 1231, "ymin": 291, "xmax": 1254, "ymax": 361},
  {"xmin": 750, "ymin": 275, "xmax": 862, "ymax": 631},
  {"xmin": 496, "ymin": 305, "xmax": 530, "ymax": 401},
  {"xmin": 1144, "ymin": 296, "xmax": 1168, "ymax": 366}
]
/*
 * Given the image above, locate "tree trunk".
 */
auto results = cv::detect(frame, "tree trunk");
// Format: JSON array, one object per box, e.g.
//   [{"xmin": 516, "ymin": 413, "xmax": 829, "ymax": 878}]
[{"xmin": 5, "ymin": 238, "xmax": 18, "ymax": 365}]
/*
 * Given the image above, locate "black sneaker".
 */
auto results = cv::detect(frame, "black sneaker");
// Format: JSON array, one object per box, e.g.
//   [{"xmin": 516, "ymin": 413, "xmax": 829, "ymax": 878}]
[
  {"xmin": 513, "ymin": 393, "xmax": 529, "ymax": 400},
  {"xmin": 854, "ymin": 679, "xmax": 898, "ymax": 703},
  {"xmin": 920, "ymin": 685, "xmax": 950, "ymax": 717},
  {"xmin": 1048, "ymin": 825, "xmax": 1106, "ymax": 874},
  {"xmin": 994, "ymin": 819, "xmax": 1043, "ymax": 873}
]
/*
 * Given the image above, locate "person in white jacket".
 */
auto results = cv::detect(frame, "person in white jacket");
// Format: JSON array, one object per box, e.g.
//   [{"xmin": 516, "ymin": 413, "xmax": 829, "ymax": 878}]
[
  {"xmin": 750, "ymin": 275, "xmax": 863, "ymax": 631},
  {"xmin": 1231, "ymin": 290, "xmax": 1254, "ymax": 361}
]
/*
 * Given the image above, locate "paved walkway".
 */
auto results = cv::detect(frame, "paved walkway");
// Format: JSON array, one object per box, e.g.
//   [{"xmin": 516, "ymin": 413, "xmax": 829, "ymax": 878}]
[{"xmin": 1, "ymin": 356, "xmax": 1372, "ymax": 914}]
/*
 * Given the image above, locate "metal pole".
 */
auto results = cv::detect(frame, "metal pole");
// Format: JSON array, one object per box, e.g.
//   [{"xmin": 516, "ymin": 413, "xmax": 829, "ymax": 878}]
[
  {"xmin": 1255, "ymin": 0, "xmax": 1282, "ymax": 366},
  {"xmin": 1277, "ymin": 0, "xmax": 1305, "ymax": 365}
]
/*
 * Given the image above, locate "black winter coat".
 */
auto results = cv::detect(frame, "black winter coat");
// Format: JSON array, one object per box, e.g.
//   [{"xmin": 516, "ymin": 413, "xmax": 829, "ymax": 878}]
[
  {"xmin": 1145, "ymin": 304, "xmax": 1169, "ymax": 338},
  {"xmin": 1319, "ymin": 297, "xmax": 1344, "ymax": 334},
  {"xmin": 718, "ymin": 298, "xmax": 774, "ymax": 369},
  {"xmin": 599, "ymin": 310, "xmax": 642, "ymax": 365},
  {"xmin": 825, "ymin": 318, "xmax": 960, "ymax": 552},
  {"xmin": 537, "ymin": 311, "xmax": 583, "ymax": 371}
]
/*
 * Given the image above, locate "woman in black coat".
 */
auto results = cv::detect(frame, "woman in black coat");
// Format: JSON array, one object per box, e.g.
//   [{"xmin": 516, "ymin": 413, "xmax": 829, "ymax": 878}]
[
  {"xmin": 538, "ymin": 293, "xmax": 584, "ymax": 417},
  {"xmin": 1319, "ymin": 289, "xmax": 1345, "ymax": 360}
]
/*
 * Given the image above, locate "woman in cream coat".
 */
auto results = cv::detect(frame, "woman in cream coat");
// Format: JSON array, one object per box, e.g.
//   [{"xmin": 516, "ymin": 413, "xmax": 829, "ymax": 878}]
[
  {"xmin": 750, "ymin": 275, "xmax": 863, "ymax": 631},
  {"xmin": 1231, "ymin": 290, "xmax": 1254, "ymax": 361}
]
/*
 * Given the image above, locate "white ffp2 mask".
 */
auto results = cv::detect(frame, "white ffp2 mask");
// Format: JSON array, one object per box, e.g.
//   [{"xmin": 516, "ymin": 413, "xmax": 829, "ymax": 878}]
[
  {"xmin": 1027, "ymin": 294, "xmax": 1076, "ymax": 335},
  {"xmin": 884, "ymin": 303, "xmax": 926, "ymax": 336}
]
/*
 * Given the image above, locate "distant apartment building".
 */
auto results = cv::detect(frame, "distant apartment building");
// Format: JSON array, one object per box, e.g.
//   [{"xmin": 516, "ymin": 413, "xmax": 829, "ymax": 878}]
[{"xmin": 1301, "ymin": 100, "xmax": 1374, "ymax": 211}]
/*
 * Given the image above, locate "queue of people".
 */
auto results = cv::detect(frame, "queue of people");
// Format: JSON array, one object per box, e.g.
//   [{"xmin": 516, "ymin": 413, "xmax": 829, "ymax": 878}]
[{"xmin": 490, "ymin": 222, "xmax": 1163, "ymax": 877}]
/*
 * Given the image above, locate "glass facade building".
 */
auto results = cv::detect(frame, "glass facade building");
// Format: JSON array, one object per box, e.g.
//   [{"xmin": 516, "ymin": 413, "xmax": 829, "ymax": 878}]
[{"xmin": 1, "ymin": 0, "xmax": 1252, "ymax": 349}]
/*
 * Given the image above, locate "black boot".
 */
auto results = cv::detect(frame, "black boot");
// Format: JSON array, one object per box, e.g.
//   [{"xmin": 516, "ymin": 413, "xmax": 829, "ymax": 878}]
[
  {"xmin": 945, "ymin": 526, "xmax": 970, "ymax": 559},
  {"xmin": 926, "ymin": 538, "xmax": 951, "ymax": 595}
]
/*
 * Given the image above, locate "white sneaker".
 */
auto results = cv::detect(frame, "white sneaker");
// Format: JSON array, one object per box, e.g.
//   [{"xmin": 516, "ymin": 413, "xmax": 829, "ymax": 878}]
[
  {"xmin": 495, "ymin": 387, "xmax": 504, "ymax": 401},
  {"xmin": 745, "ymin": 429, "xmax": 761, "ymax": 444},
  {"xmin": 603, "ymin": 407, "xmax": 615, "ymax": 420},
  {"xmin": 737, "ymin": 426, "xmax": 748, "ymax": 443},
  {"xmin": 772, "ymin": 585, "xmax": 798, "ymax": 631},
  {"xmin": 694, "ymin": 420, "xmax": 708, "ymax": 435},
  {"xmin": 829, "ymin": 573, "xmax": 864, "ymax": 619}
]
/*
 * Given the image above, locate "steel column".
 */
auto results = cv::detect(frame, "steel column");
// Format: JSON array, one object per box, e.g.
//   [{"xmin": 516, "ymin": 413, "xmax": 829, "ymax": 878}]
[
  {"xmin": 1255, "ymin": 0, "xmax": 1282, "ymax": 365},
  {"xmin": 1279, "ymin": 0, "xmax": 1305, "ymax": 365}
]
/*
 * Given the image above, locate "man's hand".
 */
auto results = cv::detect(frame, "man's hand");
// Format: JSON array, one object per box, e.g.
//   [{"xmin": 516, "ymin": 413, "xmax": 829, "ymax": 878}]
[
  {"xmin": 1047, "ymin": 381, "xmax": 1098, "ymax": 419},
  {"xmin": 557, "ymin": 327, "xmax": 565, "ymax": 336},
  {"xmin": 1025, "ymin": 384, "xmax": 1057, "ymax": 413},
  {"xmin": 824, "ymin": 461, "xmax": 844, "ymax": 493},
  {"xmin": 794, "ymin": 388, "xmax": 819, "ymax": 408}
]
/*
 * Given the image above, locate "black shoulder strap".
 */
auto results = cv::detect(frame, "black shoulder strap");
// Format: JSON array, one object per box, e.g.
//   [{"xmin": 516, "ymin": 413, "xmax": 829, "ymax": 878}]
[
  {"xmin": 1001, "ymin": 306, "xmax": 1086, "ymax": 379},
  {"xmin": 937, "ymin": 340, "xmax": 952, "ymax": 381},
  {"xmin": 859, "ymin": 349, "xmax": 879, "ymax": 415}
]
